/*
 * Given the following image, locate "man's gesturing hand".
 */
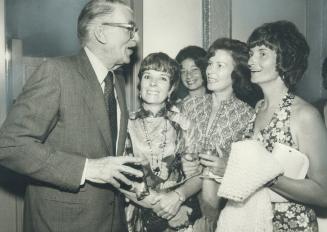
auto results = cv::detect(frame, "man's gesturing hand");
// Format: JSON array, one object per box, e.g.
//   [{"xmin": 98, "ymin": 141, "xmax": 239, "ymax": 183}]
[{"xmin": 85, "ymin": 156, "xmax": 143, "ymax": 188}]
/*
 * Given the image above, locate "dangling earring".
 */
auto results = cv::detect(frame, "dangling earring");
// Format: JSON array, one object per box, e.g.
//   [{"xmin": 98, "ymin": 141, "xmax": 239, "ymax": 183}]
[
  {"xmin": 280, "ymin": 74, "xmax": 285, "ymax": 81},
  {"xmin": 167, "ymin": 94, "xmax": 171, "ymax": 104}
]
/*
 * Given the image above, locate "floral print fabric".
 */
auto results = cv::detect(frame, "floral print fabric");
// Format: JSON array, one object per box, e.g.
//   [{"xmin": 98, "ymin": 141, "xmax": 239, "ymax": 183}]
[{"xmin": 243, "ymin": 92, "xmax": 318, "ymax": 232}]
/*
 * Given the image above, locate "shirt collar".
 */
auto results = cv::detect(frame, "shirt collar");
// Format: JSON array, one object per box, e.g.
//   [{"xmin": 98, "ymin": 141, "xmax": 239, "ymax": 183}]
[
  {"xmin": 210, "ymin": 93, "xmax": 236, "ymax": 106},
  {"xmin": 135, "ymin": 104, "xmax": 169, "ymax": 119},
  {"xmin": 84, "ymin": 46, "xmax": 109, "ymax": 86}
]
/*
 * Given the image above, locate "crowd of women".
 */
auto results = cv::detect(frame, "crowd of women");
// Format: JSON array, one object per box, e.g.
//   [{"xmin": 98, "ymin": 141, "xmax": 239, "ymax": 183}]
[{"xmin": 121, "ymin": 20, "xmax": 327, "ymax": 232}]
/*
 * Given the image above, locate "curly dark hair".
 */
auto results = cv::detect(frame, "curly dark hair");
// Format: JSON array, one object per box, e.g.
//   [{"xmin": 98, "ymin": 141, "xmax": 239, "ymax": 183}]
[
  {"xmin": 176, "ymin": 46, "xmax": 207, "ymax": 82},
  {"xmin": 247, "ymin": 20, "xmax": 310, "ymax": 92},
  {"xmin": 207, "ymin": 38, "xmax": 263, "ymax": 107},
  {"xmin": 173, "ymin": 46, "xmax": 208, "ymax": 100},
  {"xmin": 137, "ymin": 52, "xmax": 180, "ymax": 94}
]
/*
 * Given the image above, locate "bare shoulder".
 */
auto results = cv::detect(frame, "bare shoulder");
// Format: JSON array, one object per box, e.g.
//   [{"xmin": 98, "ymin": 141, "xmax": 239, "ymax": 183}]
[
  {"xmin": 291, "ymin": 96, "xmax": 325, "ymax": 141},
  {"xmin": 292, "ymin": 96, "xmax": 322, "ymax": 124}
]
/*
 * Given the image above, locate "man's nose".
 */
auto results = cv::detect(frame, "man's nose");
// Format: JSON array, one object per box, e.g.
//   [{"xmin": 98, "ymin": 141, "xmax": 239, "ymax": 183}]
[
  {"xmin": 248, "ymin": 54, "xmax": 257, "ymax": 66},
  {"xmin": 132, "ymin": 31, "xmax": 140, "ymax": 43}
]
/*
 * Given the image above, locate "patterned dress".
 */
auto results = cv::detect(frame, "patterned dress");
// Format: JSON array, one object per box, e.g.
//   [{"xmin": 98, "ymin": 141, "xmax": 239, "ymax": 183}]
[
  {"xmin": 243, "ymin": 92, "xmax": 319, "ymax": 232},
  {"xmin": 180, "ymin": 94, "xmax": 254, "ymax": 156},
  {"xmin": 180, "ymin": 94, "xmax": 254, "ymax": 232}
]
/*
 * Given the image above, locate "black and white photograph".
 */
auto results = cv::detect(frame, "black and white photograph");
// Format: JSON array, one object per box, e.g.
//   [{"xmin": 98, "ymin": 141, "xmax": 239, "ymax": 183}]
[{"xmin": 0, "ymin": 0, "xmax": 327, "ymax": 231}]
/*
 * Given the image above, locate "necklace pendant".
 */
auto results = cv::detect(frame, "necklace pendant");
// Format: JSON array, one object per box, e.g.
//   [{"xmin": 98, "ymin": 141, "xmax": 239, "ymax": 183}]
[{"xmin": 153, "ymin": 166, "xmax": 160, "ymax": 175}]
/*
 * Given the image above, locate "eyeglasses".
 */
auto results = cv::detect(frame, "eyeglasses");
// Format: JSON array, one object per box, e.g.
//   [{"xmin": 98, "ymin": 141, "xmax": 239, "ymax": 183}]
[
  {"xmin": 102, "ymin": 22, "xmax": 138, "ymax": 40},
  {"xmin": 181, "ymin": 68, "xmax": 201, "ymax": 76}
]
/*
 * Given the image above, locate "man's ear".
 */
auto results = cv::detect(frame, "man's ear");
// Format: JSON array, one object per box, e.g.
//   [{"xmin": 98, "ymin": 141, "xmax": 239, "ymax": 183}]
[{"xmin": 94, "ymin": 26, "xmax": 107, "ymax": 44}]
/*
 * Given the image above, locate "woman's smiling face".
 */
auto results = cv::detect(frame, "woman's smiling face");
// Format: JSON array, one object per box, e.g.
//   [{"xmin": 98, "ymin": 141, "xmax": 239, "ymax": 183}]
[
  {"xmin": 206, "ymin": 49, "xmax": 234, "ymax": 93},
  {"xmin": 180, "ymin": 58, "xmax": 204, "ymax": 91},
  {"xmin": 140, "ymin": 70, "xmax": 171, "ymax": 106},
  {"xmin": 248, "ymin": 45, "xmax": 279, "ymax": 85}
]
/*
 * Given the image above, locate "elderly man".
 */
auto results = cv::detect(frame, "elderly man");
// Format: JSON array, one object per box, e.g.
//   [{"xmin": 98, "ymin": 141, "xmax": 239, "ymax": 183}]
[{"xmin": 0, "ymin": 0, "xmax": 141, "ymax": 231}]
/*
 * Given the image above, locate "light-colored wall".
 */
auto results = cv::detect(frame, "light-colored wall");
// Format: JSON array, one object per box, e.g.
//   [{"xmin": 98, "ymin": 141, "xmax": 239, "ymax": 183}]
[
  {"xmin": 301, "ymin": 0, "xmax": 327, "ymax": 102},
  {"xmin": 0, "ymin": 0, "xmax": 6, "ymax": 124},
  {"xmin": 232, "ymin": 0, "xmax": 306, "ymax": 42},
  {"xmin": 0, "ymin": 2, "xmax": 18, "ymax": 232},
  {"xmin": 231, "ymin": 0, "xmax": 325, "ymax": 102},
  {"xmin": 143, "ymin": 0, "xmax": 202, "ymax": 58},
  {"xmin": 6, "ymin": 0, "xmax": 88, "ymax": 57}
]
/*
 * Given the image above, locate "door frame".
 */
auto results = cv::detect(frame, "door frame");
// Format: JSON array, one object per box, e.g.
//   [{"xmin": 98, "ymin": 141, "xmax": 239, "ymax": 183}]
[{"xmin": 0, "ymin": 0, "xmax": 7, "ymax": 125}]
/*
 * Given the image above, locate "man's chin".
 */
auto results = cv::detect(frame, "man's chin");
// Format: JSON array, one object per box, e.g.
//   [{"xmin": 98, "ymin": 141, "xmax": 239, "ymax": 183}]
[
  {"xmin": 115, "ymin": 58, "xmax": 130, "ymax": 67},
  {"xmin": 122, "ymin": 55, "xmax": 131, "ymax": 64}
]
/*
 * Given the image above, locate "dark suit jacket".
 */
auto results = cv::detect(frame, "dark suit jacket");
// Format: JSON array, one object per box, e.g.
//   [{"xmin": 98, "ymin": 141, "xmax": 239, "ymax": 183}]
[{"xmin": 0, "ymin": 50, "xmax": 129, "ymax": 232}]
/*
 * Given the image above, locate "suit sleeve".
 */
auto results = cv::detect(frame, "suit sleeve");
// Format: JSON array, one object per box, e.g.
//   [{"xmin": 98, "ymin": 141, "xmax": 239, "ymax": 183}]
[{"xmin": 0, "ymin": 60, "xmax": 85, "ymax": 192}]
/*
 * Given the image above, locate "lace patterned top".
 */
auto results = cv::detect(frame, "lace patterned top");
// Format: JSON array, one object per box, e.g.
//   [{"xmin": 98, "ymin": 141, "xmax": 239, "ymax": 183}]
[
  {"xmin": 181, "ymin": 94, "xmax": 254, "ymax": 157},
  {"xmin": 243, "ymin": 92, "xmax": 318, "ymax": 232},
  {"xmin": 126, "ymin": 105, "xmax": 195, "ymax": 190},
  {"xmin": 125, "ymin": 106, "xmax": 201, "ymax": 232}
]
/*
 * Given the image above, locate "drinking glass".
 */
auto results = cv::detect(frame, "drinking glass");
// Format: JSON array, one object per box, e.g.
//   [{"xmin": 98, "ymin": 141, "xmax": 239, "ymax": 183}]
[{"xmin": 200, "ymin": 148, "xmax": 219, "ymax": 179}]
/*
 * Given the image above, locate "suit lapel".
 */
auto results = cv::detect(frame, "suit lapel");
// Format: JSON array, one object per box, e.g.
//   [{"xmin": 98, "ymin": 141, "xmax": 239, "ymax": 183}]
[
  {"xmin": 114, "ymin": 71, "xmax": 128, "ymax": 156},
  {"xmin": 75, "ymin": 50, "xmax": 114, "ymax": 155}
]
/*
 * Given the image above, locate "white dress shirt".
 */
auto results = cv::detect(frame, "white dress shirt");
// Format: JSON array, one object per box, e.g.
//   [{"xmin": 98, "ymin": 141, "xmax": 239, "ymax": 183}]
[{"xmin": 81, "ymin": 47, "xmax": 122, "ymax": 185}]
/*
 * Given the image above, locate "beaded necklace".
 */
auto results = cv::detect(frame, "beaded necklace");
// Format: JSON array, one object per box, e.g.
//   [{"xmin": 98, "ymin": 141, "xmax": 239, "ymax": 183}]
[{"xmin": 141, "ymin": 118, "xmax": 168, "ymax": 176}]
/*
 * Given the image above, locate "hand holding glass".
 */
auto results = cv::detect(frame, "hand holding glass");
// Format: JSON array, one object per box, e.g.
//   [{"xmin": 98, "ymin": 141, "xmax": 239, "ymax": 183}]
[
  {"xmin": 182, "ymin": 152, "xmax": 201, "ymax": 178},
  {"xmin": 199, "ymin": 149, "xmax": 221, "ymax": 179}
]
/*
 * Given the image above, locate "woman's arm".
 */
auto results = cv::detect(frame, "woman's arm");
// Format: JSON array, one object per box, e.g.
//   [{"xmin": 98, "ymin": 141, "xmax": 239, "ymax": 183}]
[
  {"xmin": 120, "ymin": 188, "xmax": 158, "ymax": 209},
  {"xmin": 202, "ymin": 179, "xmax": 220, "ymax": 209},
  {"xmin": 153, "ymin": 176, "xmax": 202, "ymax": 219},
  {"xmin": 199, "ymin": 151, "xmax": 226, "ymax": 209},
  {"xmin": 270, "ymin": 102, "xmax": 327, "ymax": 206}
]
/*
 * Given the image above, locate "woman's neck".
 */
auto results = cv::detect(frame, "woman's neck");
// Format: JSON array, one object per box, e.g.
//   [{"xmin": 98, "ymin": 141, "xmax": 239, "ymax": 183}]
[
  {"xmin": 142, "ymin": 102, "xmax": 166, "ymax": 115},
  {"xmin": 188, "ymin": 86, "xmax": 206, "ymax": 98},
  {"xmin": 260, "ymin": 77, "xmax": 289, "ymax": 109},
  {"xmin": 212, "ymin": 88, "xmax": 233, "ymax": 107}
]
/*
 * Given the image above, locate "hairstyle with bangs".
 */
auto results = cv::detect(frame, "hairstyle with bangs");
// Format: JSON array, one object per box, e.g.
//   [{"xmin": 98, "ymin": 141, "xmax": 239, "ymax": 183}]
[
  {"xmin": 138, "ymin": 52, "xmax": 180, "ymax": 91},
  {"xmin": 175, "ymin": 46, "xmax": 208, "ymax": 83},
  {"xmin": 247, "ymin": 20, "xmax": 310, "ymax": 92},
  {"xmin": 78, "ymin": 0, "xmax": 129, "ymax": 46},
  {"xmin": 207, "ymin": 38, "xmax": 263, "ymax": 107}
]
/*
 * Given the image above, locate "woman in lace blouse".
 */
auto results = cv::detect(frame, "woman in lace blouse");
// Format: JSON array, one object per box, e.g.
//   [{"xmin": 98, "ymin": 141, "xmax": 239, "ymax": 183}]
[
  {"xmin": 121, "ymin": 52, "xmax": 202, "ymax": 232},
  {"xmin": 243, "ymin": 20, "xmax": 327, "ymax": 232}
]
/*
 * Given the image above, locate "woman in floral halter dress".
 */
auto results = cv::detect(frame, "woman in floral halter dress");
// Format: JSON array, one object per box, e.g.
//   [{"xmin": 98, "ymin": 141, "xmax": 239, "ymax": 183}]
[{"xmin": 244, "ymin": 20, "xmax": 327, "ymax": 231}]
